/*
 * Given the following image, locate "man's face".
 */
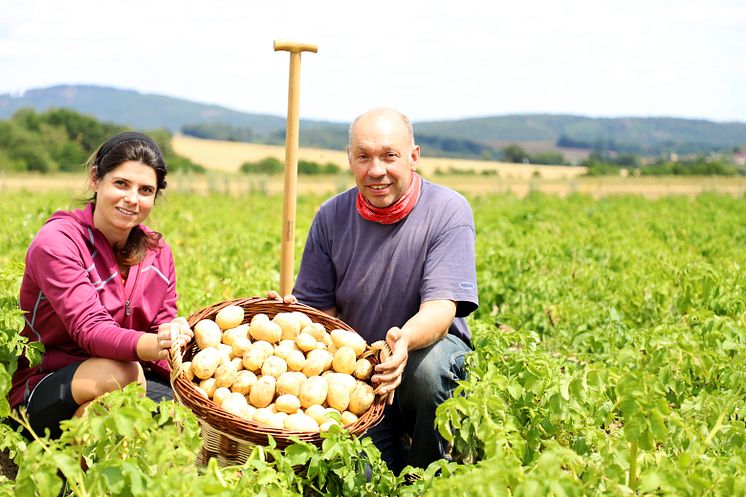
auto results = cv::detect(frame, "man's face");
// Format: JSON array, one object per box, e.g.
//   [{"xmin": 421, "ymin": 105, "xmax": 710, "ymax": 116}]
[{"xmin": 348, "ymin": 111, "xmax": 419, "ymax": 208}]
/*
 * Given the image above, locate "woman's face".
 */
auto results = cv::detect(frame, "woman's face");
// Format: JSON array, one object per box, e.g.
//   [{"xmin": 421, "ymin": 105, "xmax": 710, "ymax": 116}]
[{"xmin": 89, "ymin": 160, "xmax": 158, "ymax": 246}]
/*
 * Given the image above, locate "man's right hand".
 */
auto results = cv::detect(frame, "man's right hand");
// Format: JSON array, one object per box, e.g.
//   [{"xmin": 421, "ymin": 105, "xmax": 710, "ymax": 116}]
[{"xmin": 266, "ymin": 290, "xmax": 298, "ymax": 304}]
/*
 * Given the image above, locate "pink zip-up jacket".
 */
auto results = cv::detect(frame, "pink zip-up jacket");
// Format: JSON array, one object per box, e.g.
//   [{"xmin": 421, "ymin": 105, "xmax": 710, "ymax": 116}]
[{"xmin": 10, "ymin": 203, "xmax": 177, "ymax": 408}]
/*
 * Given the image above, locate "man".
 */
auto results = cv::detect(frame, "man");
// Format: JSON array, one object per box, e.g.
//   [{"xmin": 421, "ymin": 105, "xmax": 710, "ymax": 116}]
[{"xmin": 293, "ymin": 107, "xmax": 478, "ymax": 472}]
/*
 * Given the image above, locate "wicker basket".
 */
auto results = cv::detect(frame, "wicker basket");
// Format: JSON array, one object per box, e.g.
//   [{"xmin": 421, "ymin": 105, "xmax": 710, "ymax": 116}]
[{"xmin": 169, "ymin": 296, "xmax": 387, "ymax": 467}]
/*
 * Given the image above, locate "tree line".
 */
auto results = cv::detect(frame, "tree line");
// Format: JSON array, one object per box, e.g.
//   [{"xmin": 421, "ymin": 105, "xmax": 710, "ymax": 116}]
[
  {"xmin": 239, "ymin": 157, "xmax": 343, "ymax": 175},
  {"xmin": 500, "ymin": 143, "xmax": 746, "ymax": 176},
  {"xmin": 0, "ymin": 108, "xmax": 205, "ymax": 173}
]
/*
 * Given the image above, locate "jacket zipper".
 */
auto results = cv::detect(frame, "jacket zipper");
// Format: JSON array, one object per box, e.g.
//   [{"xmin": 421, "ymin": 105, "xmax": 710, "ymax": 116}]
[{"xmin": 124, "ymin": 264, "xmax": 141, "ymax": 318}]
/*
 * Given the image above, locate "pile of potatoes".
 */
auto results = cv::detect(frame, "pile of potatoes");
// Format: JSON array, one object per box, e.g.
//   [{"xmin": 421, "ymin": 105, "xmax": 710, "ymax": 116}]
[{"xmin": 181, "ymin": 304, "xmax": 377, "ymax": 433}]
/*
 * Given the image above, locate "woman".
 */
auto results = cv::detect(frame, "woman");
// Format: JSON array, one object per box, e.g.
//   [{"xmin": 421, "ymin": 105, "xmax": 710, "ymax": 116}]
[{"xmin": 9, "ymin": 131, "xmax": 192, "ymax": 438}]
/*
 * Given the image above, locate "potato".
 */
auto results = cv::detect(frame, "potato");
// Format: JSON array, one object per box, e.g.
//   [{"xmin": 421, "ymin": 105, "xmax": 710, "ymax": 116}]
[
  {"xmin": 220, "ymin": 393, "xmax": 255, "ymax": 421},
  {"xmin": 221, "ymin": 392, "xmax": 250, "ymax": 419},
  {"xmin": 261, "ymin": 355, "xmax": 288, "ymax": 378},
  {"xmin": 299, "ymin": 376, "xmax": 328, "ymax": 408},
  {"xmin": 250, "ymin": 320, "xmax": 282, "ymax": 343},
  {"xmin": 194, "ymin": 319, "xmax": 222, "ymax": 349},
  {"xmin": 215, "ymin": 305, "xmax": 245, "ymax": 330},
  {"xmin": 275, "ymin": 411, "xmax": 289, "ymax": 424},
  {"xmin": 194, "ymin": 385, "xmax": 209, "ymax": 399},
  {"xmin": 199, "ymin": 377, "xmax": 217, "ymax": 398},
  {"xmin": 293, "ymin": 311, "xmax": 313, "ymax": 330},
  {"xmin": 324, "ymin": 372, "xmax": 357, "ymax": 394},
  {"xmin": 243, "ymin": 347, "xmax": 270, "ymax": 372},
  {"xmin": 273, "ymin": 312, "xmax": 302, "ymax": 340},
  {"xmin": 284, "ymin": 413, "xmax": 320, "ymax": 432},
  {"xmin": 212, "ymin": 386, "xmax": 232, "ymax": 406},
  {"xmin": 330, "ymin": 329, "xmax": 366, "ymax": 357},
  {"xmin": 252, "ymin": 340, "xmax": 274, "ymax": 355},
  {"xmin": 303, "ymin": 349, "xmax": 333, "ymax": 377},
  {"xmin": 301, "ymin": 323, "xmax": 326, "ymax": 340},
  {"xmin": 192, "ymin": 347, "xmax": 221, "ymax": 379},
  {"xmin": 353, "ymin": 358, "xmax": 374, "ymax": 380},
  {"xmin": 182, "ymin": 361, "xmax": 194, "ymax": 381},
  {"xmin": 304, "ymin": 404, "xmax": 329, "ymax": 425},
  {"xmin": 253, "ymin": 407, "xmax": 283, "ymax": 428},
  {"xmin": 249, "ymin": 375, "xmax": 276, "ymax": 408},
  {"xmin": 230, "ymin": 357, "xmax": 245, "ymax": 371},
  {"xmin": 231, "ymin": 370, "xmax": 257, "ymax": 395},
  {"xmin": 217, "ymin": 344, "xmax": 233, "ymax": 365},
  {"xmin": 223, "ymin": 324, "xmax": 250, "ymax": 346},
  {"xmin": 321, "ymin": 331, "xmax": 335, "ymax": 351},
  {"xmin": 341, "ymin": 411, "xmax": 359, "ymax": 427},
  {"xmin": 332, "ymin": 346, "xmax": 357, "ymax": 375},
  {"xmin": 348, "ymin": 383, "xmax": 375, "ymax": 415},
  {"xmin": 295, "ymin": 332, "xmax": 317, "ymax": 353},
  {"xmin": 214, "ymin": 361, "xmax": 239, "ymax": 388},
  {"xmin": 251, "ymin": 313, "xmax": 270, "ymax": 325},
  {"xmin": 276, "ymin": 372, "xmax": 306, "ymax": 397},
  {"xmin": 274, "ymin": 340, "xmax": 299, "ymax": 360},
  {"xmin": 325, "ymin": 406, "xmax": 341, "ymax": 415},
  {"xmin": 284, "ymin": 349, "xmax": 306, "ymax": 372},
  {"xmin": 319, "ymin": 419, "xmax": 340, "ymax": 432},
  {"xmin": 326, "ymin": 382, "xmax": 350, "ymax": 412},
  {"xmin": 275, "ymin": 394, "xmax": 301, "ymax": 414}
]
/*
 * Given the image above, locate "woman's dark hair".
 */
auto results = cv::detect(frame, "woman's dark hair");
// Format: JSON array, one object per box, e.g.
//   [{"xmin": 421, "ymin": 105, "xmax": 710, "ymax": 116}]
[{"xmin": 87, "ymin": 131, "xmax": 168, "ymax": 267}]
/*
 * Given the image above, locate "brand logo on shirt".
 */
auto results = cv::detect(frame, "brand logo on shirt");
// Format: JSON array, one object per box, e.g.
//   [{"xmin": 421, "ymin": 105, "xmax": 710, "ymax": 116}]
[{"xmin": 458, "ymin": 282, "xmax": 476, "ymax": 290}]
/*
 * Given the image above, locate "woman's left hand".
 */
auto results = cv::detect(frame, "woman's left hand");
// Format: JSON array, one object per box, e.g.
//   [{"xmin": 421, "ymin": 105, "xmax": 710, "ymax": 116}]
[{"xmin": 155, "ymin": 317, "xmax": 193, "ymax": 359}]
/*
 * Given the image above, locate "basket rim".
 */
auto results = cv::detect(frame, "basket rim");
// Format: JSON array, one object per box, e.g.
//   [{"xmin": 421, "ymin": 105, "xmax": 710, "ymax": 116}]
[{"xmin": 169, "ymin": 296, "xmax": 387, "ymax": 448}]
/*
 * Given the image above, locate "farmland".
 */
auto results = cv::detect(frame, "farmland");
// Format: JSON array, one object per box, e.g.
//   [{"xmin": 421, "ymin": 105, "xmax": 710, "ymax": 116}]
[
  {"xmin": 170, "ymin": 134, "xmax": 587, "ymax": 179},
  {"xmin": 1, "ymin": 189, "xmax": 746, "ymax": 496}
]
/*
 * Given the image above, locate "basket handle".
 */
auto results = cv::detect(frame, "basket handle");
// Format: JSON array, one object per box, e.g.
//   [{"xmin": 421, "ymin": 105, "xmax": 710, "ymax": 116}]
[{"xmin": 169, "ymin": 323, "xmax": 185, "ymax": 381}]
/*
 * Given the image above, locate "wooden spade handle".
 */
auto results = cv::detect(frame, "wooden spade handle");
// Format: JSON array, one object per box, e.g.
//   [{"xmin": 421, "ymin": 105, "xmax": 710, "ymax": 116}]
[{"xmin": 274, "ymin": 40, "xmax": 317, "ymax": 296}]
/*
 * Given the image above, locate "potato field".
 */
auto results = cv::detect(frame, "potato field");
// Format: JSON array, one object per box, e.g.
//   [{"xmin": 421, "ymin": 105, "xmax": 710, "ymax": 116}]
[{"xmin": 1, "ymin": 189, "xmax": 745, "ymax": 496}]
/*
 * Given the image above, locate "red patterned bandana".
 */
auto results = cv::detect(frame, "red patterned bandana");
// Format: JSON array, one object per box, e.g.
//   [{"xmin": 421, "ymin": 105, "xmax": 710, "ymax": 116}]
[{"xmin": 356, "ymin": 172, "xmax": 422, "ymax": 224}]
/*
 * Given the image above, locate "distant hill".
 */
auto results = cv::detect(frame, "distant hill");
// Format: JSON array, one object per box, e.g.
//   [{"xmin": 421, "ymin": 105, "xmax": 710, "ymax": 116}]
[
  {"xmin": 416, "ymin": 115, "xmax": 746, "ymax": 155},
  {"xmin": 2, "ymin": 85, "xmax": 746, "ymax": 158},
  {"xmin": 0, "ymin": 84, "xmax": 319, "ymax": 135}
]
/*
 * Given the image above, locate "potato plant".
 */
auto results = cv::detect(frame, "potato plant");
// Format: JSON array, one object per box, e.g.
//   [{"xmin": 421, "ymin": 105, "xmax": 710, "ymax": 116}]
[{"xmin": 1, "ymin": 190, "xmax": 745, "ymax": 496}]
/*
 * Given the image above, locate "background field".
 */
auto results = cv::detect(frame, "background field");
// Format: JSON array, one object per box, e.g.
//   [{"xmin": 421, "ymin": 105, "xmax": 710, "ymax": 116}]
[{"xmin": 170, "ymin": 135, "xmax": 589, "ymax": 179}]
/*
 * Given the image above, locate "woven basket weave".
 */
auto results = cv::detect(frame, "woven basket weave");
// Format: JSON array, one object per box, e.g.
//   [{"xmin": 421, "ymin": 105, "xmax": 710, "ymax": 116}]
[{"xmin": 169, "ymin": 296, "xmax": 386, "ymax": 467}]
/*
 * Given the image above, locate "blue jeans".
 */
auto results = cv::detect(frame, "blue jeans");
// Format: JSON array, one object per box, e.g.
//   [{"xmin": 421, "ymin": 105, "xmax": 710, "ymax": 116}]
[{"xmin": 364, "ymin": 333, "xmax": 470, "ymax": 473}]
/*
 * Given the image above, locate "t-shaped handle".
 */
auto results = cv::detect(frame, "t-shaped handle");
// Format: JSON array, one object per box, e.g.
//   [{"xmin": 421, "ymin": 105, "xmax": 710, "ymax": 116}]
[{"xmin": 273, "ymin": 40, "xmax": 318, "ymax": 53}]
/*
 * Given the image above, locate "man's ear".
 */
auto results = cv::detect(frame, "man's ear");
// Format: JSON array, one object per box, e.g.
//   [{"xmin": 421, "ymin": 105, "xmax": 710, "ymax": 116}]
[{"xmin": 410, "ymin": 145, "xmax": 421, "ymax": 171}]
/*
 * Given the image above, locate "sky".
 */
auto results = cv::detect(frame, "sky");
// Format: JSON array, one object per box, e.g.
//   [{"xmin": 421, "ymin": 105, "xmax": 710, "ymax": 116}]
[{"xmin": 1, "ymin": 0, "xmax": 745, "ymax": 124}]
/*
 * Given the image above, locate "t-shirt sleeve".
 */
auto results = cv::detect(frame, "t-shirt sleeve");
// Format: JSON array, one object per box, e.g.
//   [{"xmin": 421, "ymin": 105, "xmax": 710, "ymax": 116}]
[
  {"xmin": 293, "ymin": 214, "xmax": 338, "ymax": 311},
  {"xmin": 420, "ymin": 196, "xmax": 479, "ymax": 317},
  {"xmin": 27, "ymin": 229, "xmax": 143, "ymax": 360}
]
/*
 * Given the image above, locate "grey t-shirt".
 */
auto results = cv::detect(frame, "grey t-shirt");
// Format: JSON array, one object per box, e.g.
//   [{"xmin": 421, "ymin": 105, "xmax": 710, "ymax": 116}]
[{"xmin": 294, "ymin": 179, "xmax": 478, "ymax": 344}]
